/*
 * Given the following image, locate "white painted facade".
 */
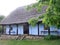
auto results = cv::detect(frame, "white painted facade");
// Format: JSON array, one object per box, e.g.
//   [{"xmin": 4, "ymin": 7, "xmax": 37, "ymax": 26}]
[
  {"xmin": 39, "ymin": 24, "xmax": 48, "ymax": 35},
  {"xmin": 18, "ymin": 25, "xmax": 23, "ymax": 35},
  {"xmin": 10, "ymin": 25, "xmax": 17, "ymax": 35},
  {"xmin": 29, "ymin": 24, "xmax": 38, "ymax": 35},
  {"xmin": 6, "ymin": 25, "xmax": 10, "ymax": 34},
  {"xmin": 5, "ymin": 24, "xmax": 60, "ymax": 35},
  {"xmin": 29, "ymin": 24, "xmax": 60, "ymax": 35},
  {"xmin": 5, "ymin": 25, "xmax": 24, "ymax": 35}
]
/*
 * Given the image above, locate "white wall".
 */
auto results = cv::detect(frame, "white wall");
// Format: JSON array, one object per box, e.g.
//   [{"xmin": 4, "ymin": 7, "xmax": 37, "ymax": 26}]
[
  {"xmin": 5, "ymin": 25, "xmax": 17, "ymax": 35},
  {"xmin": 39, "ymin": 24, "xmax": 48, "ymax": 35},
  {"xmin": 10, "ymin": 25, "xmax": 17, "ymax": 35},
  {"xmin": 50, "ymin": 26, "xmax": 60, "ymax": 35},
  {"xmin": 39, "ymin": 24, "xmax": 60, "ymax": 35},
  {"xmin": 18, "ymin": 25, "xmax": 23, "ymax": 35},
  {"xmin": 6, "ymin": 25, "xmax": 10, "ymax": 34},
  {"xmin": 5, "ymin": 24, "xmax": 60, "ymax": 35},
  {"xmin": 29, "ymin": 24, "xmax": 48, "ymax": 35},
  {"xmin": 39, "ymin": 24, "xmax": 44, "ymax": 35},
  {"xmin": 29, "ymin": 24, "xmax": 38, "ymax": 35},
  {"xmin": 5, "ymin": 25, "xmax": 23, "ymax": 35}
]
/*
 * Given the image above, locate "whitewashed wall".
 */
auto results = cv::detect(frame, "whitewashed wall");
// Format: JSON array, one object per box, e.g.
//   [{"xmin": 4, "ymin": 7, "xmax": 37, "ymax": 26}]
[
  {"xmin": 29, "ymin": 24, "xmax": 48, "ymax": 35},
  {"xmin": 5, "ymin": 25, "xmax": 23, "ymax": 35},
  {"xmin": 50, "ymin": 26, "xmax": 60, "ymax": 35},
  {"xmin": 10, "ymin": 25, "xmax": 17, "ymax": 35},
  {"xmin": 39, "ymin": 24, "xmax": 44, "ymax": 35},
  {"xmin": 29, "ymin": 24, "xmax": 38, "ymax": 35},
  {"xmin": 18, "ymin": 25, "xmax": 23, "ymax": 35},
  {"xmin": 29, "ymin": 23, "xmax": 60, "ymax": 35},
  {"xmin": 6, "ymin": 25, "xmax": 10, "ymax": 34},
  {"xmin": 5, "ymin": 24, "xmax": 60, "ymax": 35},
  {"xmin": 39, "ymin": 24, "xmax": 48, "ymax": 35},
  {"xmin": 39, "ymin": 24, "xmax": 60, "ymax": 35},
  {"xmin": 58, "ymin": 29, "xmax": 60, "ymax": 35},
  {"xmin": 5, "ymin": 25, "xmax": 17, "ymax": 35}
]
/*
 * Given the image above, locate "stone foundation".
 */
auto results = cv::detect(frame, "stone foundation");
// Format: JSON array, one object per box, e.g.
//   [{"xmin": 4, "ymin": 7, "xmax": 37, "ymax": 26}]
[{"xmin": 0, "ymin": 35, "xmax": 44, "ymax": 40}]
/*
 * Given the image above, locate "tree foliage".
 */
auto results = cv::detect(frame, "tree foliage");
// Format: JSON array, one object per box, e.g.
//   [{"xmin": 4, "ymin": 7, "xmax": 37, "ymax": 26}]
[
  {"xmin": 28, "ymin": 0, "xmax": 60, "ymax": 28},
  {"xmin": 27, "ymin": 0, "xmax": 60, "ymax": 35},
  {"xmin": 0, "ymin": 15, "xmax": 5, "ymax": 22},
  {"xmin": 28, "ymin": 18, "xmax": 38, "ymax": 26},
  {"xmin": 42, "ymin": 0, "xmax": 60, "ymax": 28},
  {"xmin": 0, "ymin": 15, "xmax": 5, "ymax": 32}
]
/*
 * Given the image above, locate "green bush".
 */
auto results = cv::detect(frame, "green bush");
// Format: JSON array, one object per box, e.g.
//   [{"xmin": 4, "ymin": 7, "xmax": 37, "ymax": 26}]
[
  {"xmin": 44, "ymin": 35, "xmax": 60, "ymax": 40},
  {"xmin": 0, "ymin": 26, "xmax": 2, "ymax": 33}
]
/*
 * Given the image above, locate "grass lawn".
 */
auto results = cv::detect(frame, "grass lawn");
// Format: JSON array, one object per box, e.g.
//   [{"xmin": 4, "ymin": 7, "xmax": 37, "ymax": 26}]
[{"xmin": 0, "ymin": 39, "xmax": 60, "ymax": 45}]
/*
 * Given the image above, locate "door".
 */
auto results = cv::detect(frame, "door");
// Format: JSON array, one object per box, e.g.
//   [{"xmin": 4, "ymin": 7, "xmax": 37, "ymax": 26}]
[{"xmin": 23, "ymin": 24, "xmax": 29, "ymax": 34}]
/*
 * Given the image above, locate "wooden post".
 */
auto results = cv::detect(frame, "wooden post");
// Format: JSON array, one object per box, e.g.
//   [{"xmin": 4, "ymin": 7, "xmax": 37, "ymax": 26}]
[
  {"xmin": 17, "ymin": 24, "xmax": 18, "ymax": 35},
  {"xmin": 48, "ymin": 26, "xmax": 50, "ymax": 35},
  {"xmin": 9, "ymin": 25, "xmax": 11, "ymax": 35},
  {"xmin": 38, "ymin": 23, "xmax": 39, "ymax": 36},
  {"xmin": 28, "ymin": 23, "xmax": 29, "ymax": 35},
  {"xmin": 1, "ymin": 25, "xmax": 3, "ymax": 34}
]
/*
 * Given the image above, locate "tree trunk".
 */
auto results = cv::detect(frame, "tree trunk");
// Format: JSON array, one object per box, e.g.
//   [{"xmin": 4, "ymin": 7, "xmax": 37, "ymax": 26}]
[{"xmin": 48, "ymin": 27, "xmax": 50, "ymax": 35}]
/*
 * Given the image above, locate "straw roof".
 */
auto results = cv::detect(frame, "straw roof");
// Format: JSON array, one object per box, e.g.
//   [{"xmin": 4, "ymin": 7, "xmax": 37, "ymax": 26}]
[{"xmin": 0, "ymin": 6, "xmax": 47, "ymax": 25}]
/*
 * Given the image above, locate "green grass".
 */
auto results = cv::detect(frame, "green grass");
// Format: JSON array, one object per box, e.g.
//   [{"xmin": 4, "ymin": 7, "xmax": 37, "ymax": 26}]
[{"xmin": 0, "ymin": 39, "xmax": 60, "ymax": 45}]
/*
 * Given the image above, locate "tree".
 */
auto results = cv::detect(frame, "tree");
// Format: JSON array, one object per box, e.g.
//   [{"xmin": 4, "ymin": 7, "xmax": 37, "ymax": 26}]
[
  {"xmin": 28, "ymin": 0, "xmax": 60, "ymax": 35},
  {"xmin": 0, "ymin": 15, "xmax": 5, "ymax": 22},
  {"xmin": 28, "ymin": 18, "xmax": 38, "ymax": 26},
  {"xmin": 0, "ymin": 15, "xmax": 5, "ymax": 32}
]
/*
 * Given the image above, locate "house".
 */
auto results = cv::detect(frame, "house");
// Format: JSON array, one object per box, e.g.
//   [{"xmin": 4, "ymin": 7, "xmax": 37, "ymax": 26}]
[{"xmin": 0, "ymin": 5, "xmax": 60, "ymax": 36}]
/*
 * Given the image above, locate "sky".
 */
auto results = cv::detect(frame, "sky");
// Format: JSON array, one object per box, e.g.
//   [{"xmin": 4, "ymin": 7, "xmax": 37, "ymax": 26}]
[{"xmin": 0, "ymin": 0, "xmax": 37, "ymax": 16}]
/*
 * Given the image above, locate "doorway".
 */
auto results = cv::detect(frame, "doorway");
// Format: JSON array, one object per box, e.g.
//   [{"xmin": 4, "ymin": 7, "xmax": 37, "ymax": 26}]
[{"xmin": 23, "ymin": 24, "xmax": 29, "ymax": 34}]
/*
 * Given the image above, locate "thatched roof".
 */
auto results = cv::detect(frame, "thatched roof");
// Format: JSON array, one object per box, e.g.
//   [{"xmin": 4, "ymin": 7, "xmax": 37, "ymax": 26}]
[{"xmin": 0, "ymin": 6, "xmax": 47, "ymax": 25}]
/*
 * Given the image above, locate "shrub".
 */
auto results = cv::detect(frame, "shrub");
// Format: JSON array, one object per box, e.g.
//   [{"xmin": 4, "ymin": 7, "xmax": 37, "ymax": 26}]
[
  {"xmin": 44, "ymin": 35, "xmax": 60, "ymax": 40},
  {"xmin": 0, "ymin": 26, "xmax": 2, "ymax": 33}
]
